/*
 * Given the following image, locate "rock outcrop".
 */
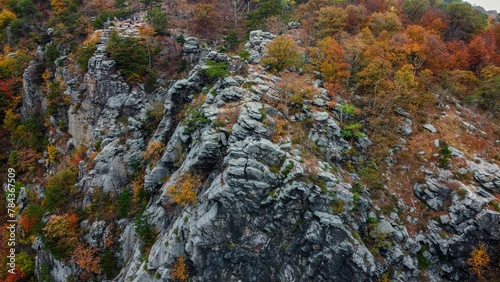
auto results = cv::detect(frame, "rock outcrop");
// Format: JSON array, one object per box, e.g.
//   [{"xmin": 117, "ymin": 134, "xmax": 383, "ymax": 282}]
[{"xmin": 30, "ymin": 26, "xmax": 500, "ymax": 282}]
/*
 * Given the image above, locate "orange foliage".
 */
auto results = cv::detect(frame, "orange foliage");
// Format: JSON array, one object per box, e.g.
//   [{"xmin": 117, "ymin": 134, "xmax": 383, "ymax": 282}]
[
  {"xmin": 467, "ymin": 243, "xmax": 491, "ymax": 280},
  {"xmin": 166, "ymin": 172, "xmax": 201, "ymax": 206},
  {"xmin": 422, "ymin": 33, "xmax": 450, "ymax": 74},
  {"xmin": 4, "ymin": 266, "xmax": 25, "ymax": 281},
  {"xmin": 274, "ymin": 72, "xmax": 315, "ymax": 114},
  {"xmin": 468, "ymin": 36, "xmax": 491, "ymax": 74},
  {"xmin": 144, "ymin": 141, "xmax": 166, "ymax": 168},
  {"xmin": 447, "ymin": 40, "xmax": 470, "ymax": 70},
  {"xmin": 42, "ymin": 213, "xmax": 79, "ymax": 259},
  {"xmin": 315, "ymin": 36, "xmax": 350, "ymax": 87},
  {"xmin": 50, "ymin": 0, "xmax": 70, "ymax": 15},
  {"xmin": 314, "ymin": 6, "xmax": 347, "ymax": 37},
  {"xmin": 171, "ymin": 256, "xmax": 189, "ymax": 281},
  {"xmin": 15, "ymin": 148, "xmax": 39, "ymax": 174},
  {"xmin": 0, "ymin": 78, "xmax": 14, "ymax": 100},
  {"xmin": 72, "ymin": 244, "xmax": 102, "ymax": 274},
  {"xmin": 272, "ymin": 119, "xmax": 288, "ymax": 143},
  {"xmin": 19, "ymin": 214, "xmax": 36, "ymax": 233},
  {"xmin": 420, "ymin": 9, "xmax": 448, "ymax": 34},
  {"xmin": 132, "ymin": 172, "xmax": 145, "ymax": 200}
]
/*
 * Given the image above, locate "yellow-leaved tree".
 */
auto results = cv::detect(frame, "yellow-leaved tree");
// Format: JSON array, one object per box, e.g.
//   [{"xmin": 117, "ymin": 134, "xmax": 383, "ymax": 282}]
[
  {"xmin": 42, "ymin": 213, "xmax": 78, "ymax": 260},
  {"xmin": 467, "ymin": 243, "xmax": 490, "ymax": 280},
  {"xmin": 166, "ymin": 172, "xmax": 201, "ymax": 206},
  {"xmin": 171, "ymin": 256, "xmax": 189, "ymax": 281},
  {"xmin": 262, "ymin": 36, "xmax": 301, "ymax": 72},
  {"xmin": 0, "ymin": 9, "xmax": 16, "ymax": 30}
]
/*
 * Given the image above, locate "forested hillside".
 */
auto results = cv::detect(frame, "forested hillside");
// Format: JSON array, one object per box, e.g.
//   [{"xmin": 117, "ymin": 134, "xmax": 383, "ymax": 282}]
[{"xmin": 0, "ymin": 0, "xmax": 499, "ymax": 281}]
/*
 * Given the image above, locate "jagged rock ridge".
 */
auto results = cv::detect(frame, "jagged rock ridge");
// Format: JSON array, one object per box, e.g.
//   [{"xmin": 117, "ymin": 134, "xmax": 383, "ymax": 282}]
[{"xmin": 27, "ymin": 24, "xmax": 500, "ymax": 282}]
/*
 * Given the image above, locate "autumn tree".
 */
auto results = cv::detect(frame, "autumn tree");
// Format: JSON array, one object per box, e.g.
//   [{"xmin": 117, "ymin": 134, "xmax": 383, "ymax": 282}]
[
  {"xmin": 339, "ymin": 32, "xmax": 367, "ymax": 88},
  {"xmin": 369, "ymin": 12, "xmax": 402, "ymax": 36},
  {"xmin": 467, "ymin": 243, "xmax": 491, "ymax": 280},
  {"xmin": 171, "ymin": 256, "xmax": 189, "ymax": 281},
  {"xmin": 364, "ymin": 0, "xmax": 389, "ymax": 13},
  {"xmin": 421, "ymin": 33, "xmax": 449, "ymax": 74},
  {"xmin": 441, "ymin": 69, "xmax": 478, "ymax": 98},
  {"xmin": 391, "ymin": 64, "xmax": 433, "ymax": 114},
  {"xmin": 309, "ymin": 36, "xmax": 349, "ymax": 87},
  {"xmin": 345, "ymin": 4, "xmax": 368, "ymax": 34},
  {"xmin": 274, "ymin": 72, "xmax": 315, "ymax": 116},
  {"xmin": 44, "ymin": 168, "xmax": 79, "ymax": 212},
  {"xmin": 166, "ymin": 172, "xmax": 201, "ymax": 206},
  {"xmin": 403, "ymin": 0, "xmax": 430, "ymax": 23},
  {"xmin": 446, "ymin": 40, "xmax": 470, "ymax": 70},
  {"xmin": 314, "ymin": 6, "xmax": 347, "ymax": 38},
  {"xmin": 262, "ymin": 36, "xmax": 301, "ymax": 72},
  {"xmin": 420, "ymin": 8, "xmax": 447, "ymax": 34},
  {"xmin": 192, "ymin": 3, "xmax": 220, "ymax": 42},
  {"xmin": 42, "ymin": 213, "xmax": 79, "ymax": 260},
  {"xmin": 72, "ymin": 244, "xmax": 102, "ymax": 274},
  {"xmin": 50, "ymin": 0, "xmax": 72, "ymax": 16},
  {"xmin": 441, "ymin": 1, "xmax": 487, "ymax": 42},
  {"xmin": 468, "ymin": 35, "xmax": 490, "ymax": 74},
  {"xmin": 295, "ymin": 0, "xmax": 338, "ymax": 18},
  {"xmin": 356, "ymin": 57, "xmax": 393, "ymax": 99},
  {"xmin": 0, "ymin": 9, "xmax": 16, "ymax": 30},
  {"xmin": 144, "ymin": 141, "xmax": 165, "ymax": 168}
]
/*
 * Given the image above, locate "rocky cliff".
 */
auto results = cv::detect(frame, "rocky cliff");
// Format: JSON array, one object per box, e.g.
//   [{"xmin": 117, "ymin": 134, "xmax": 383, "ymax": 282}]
[{"xmin": 25, "ymin": 25, "xmax": 500, "ymax": 282}]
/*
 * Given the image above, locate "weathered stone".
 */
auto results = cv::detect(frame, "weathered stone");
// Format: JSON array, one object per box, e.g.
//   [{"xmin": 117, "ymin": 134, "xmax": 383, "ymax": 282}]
[
  {"xmin": 423, "ymin": 124, "xmax": 437, "ymax": 133},
  {"xmin": 440, "ymin": 215, "xmax": 451, "ymax": 224}
]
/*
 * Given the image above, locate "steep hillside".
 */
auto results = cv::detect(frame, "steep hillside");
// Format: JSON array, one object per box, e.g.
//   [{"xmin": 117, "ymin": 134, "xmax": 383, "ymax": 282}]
[{"xmin": 0, "ymin": 0, "xmax": 500, "ymax": 281}]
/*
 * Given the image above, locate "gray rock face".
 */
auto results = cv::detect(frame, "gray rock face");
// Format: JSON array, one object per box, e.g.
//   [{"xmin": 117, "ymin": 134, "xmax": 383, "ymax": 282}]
[
  {"xmin": 245, "ymin": 30, "xmax": 276, "ymax": 64},
  {"xmin": 400, "ymin": 117, "xmax": 413, "ymax": 135},
  {"xmin": 116, "ymin": 34, "xmax": 387, "ymax": 281},
  {"xmin": 410, "ymin": 166, "xmax": 499, "ymax": 280},
  {"xmin": 467, "ymin": 159, "xmax": 500, "ymax": 193},
  {"xmin": 413, "ymin": 179, "xmax": 451, "ymax": 211},
  {"xmin": 183, "ymin": 37, "xmax": 201, "ymax": 63},
  {"xmin": 308, "ymin": 114, "xmax": 351, "ymax": 162},
  {"xmin": 32, "ymin": 25, "xmax": 500, "ymax": 282},
  {"xmin": 137, "ymin": 135, "xmax": 378, "ymax": 282},
  {"xmin": 422, "ymin": 124, "xmax": 437, "ymax": 133},
  {"xmin": 35, "ymin": 251, "xmax": 77, "ymax": 282},
  {"xmin": 21, "ymin": 58, "xmax": 45, "ymax": 118},
  {"xmin": 229, "ymin": 102, "xmax": 271, "ymax": 142}
]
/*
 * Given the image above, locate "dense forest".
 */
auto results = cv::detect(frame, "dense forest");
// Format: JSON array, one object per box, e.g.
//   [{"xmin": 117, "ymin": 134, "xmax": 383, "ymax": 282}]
[{"xmin": 0, "ymin": 0, "xmax": 499, "ymax": 281}]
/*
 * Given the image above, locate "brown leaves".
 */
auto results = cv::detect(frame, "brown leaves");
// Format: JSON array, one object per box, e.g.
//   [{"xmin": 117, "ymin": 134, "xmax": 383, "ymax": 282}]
[{"xmin": 72, "ymin": 244, "xmax": 102, "ymax": 274}]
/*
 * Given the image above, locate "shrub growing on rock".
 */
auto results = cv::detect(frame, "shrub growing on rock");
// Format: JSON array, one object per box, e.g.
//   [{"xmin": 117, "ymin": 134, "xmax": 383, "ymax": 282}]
[
  {"xmin": 106, "ymin": 30, "xmax": 148, "ymax": 81},
  {"xmin": 467, "ymin": 243, "xmax": 490, "ymax": 280},
  {"xmin": 262, "ymin": 36, "xmax": 301, "ymax": 72},
  {"xmin": 166, "ymin": 172, "xmax": 201, "ymax": 206}
]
